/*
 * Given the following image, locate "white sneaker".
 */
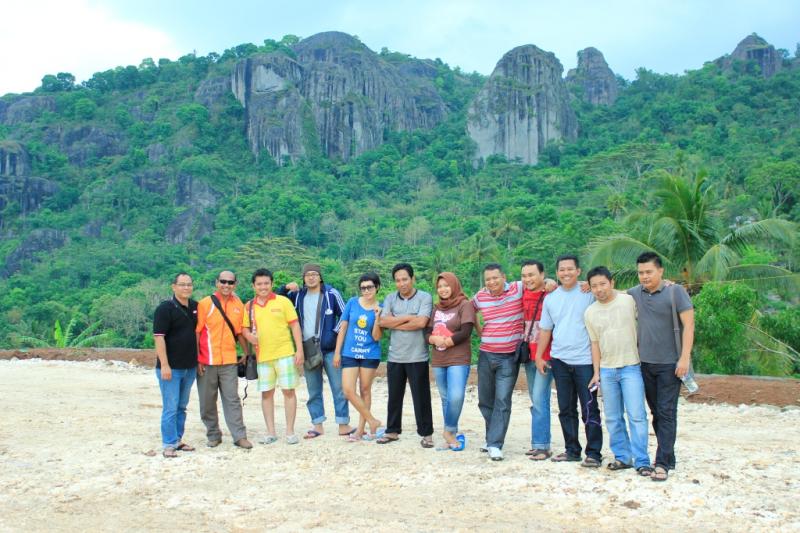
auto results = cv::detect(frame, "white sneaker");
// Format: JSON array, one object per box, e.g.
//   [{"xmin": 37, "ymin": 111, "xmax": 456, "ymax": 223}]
[{"xmin": 488, "ymin": 446, "xmax": 504, "ymax": 461}]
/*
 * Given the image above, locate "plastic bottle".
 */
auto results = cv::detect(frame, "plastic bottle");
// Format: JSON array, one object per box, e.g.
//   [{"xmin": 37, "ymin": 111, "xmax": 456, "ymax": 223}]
[{"xmin": 681, "ymin": 370, "xmax": 699, "ymax": 393}]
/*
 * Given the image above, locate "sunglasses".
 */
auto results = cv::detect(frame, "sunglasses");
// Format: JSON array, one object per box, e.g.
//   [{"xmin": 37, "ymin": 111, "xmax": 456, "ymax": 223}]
[
  {"xmin": 218, "ymin": 279, "xmax": 236, "ymax": 285},
  {"xmin": 359, "ymin": 285, "xmax": 376, "ymax": 292}
]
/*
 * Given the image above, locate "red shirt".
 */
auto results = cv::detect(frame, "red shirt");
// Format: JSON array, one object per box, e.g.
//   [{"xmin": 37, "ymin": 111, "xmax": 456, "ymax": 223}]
[{"xmin": 522, "ymin": 288, "xmax": 551, "ymax": 361}]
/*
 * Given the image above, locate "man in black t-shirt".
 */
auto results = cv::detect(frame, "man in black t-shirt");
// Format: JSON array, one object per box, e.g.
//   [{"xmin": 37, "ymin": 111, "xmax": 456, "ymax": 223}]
[{"xmin": 153, "ymin": 272, "xmax": 199, "ymax": 458}]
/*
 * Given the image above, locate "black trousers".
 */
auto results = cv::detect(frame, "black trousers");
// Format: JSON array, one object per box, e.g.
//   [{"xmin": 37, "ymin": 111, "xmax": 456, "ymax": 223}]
[
  {"xmin": 386, "ymin": 361, "xmax": 433, "ymax": 437},
  {"xmin": 550, "ymin": 358, "xmax": 603, "ymax": 461},
  {"xmin": 641, "ymin": 362, "xmax": 682, "ymax": 469}
]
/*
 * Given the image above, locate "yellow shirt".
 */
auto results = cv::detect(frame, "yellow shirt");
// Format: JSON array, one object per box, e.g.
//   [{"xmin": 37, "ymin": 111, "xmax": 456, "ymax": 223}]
[
  {"xmin": 584, "ymin": 292, "xmax": 640, "ymax": 368},
  {"xmin": 243, "ymin": 293, "xmax": 299, "ymax": 362}
]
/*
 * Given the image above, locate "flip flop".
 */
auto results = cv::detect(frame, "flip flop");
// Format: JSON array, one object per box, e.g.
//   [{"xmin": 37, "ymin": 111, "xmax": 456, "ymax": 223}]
[
  {"xmin": 176, "ymin": 443, "xmax": 195, "ymax": 452},
  {"xmin": 162, "ymin": 447, "xmax": 178, "ymax": 458},
  {"xmin": 551, "ymin": 452, "xmax": 581, "ymax": 462},
  {"xmin": 303, "ymin": 429, "xmax": 323, "ymax": 439},
  {"xmin": 375, "ymin": 435, "xmax": 399, "ymax": 444},
  {"xmin": 451, "ymin": 434, "xmax": 465, "ymax": 452},
  {"xmin": 338, "ymin": 428, "xmax": 357, "ymax": 437},
  {"xmin": 528, "ymin": 449, "xmax": 552, "ymax": 461},
  {"xmin": 581, "ymin": 457, "xmax": 602, "ymax": 468}
]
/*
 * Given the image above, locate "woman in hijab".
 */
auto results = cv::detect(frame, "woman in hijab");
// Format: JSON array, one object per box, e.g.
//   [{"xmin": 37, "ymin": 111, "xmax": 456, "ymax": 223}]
[{"xmin": 427, "ymin": 272, "xmax": 476, "ymax": 450}]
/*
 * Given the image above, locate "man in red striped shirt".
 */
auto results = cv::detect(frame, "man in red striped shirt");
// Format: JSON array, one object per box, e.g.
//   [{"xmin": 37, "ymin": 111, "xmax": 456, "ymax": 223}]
[{"xmin": 472, "ymin": 263, "xmax": 524, "ymax": 461}]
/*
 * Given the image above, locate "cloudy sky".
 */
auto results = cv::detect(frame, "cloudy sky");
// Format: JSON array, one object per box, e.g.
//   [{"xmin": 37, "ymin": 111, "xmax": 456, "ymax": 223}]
[{"xmin": 2, "ymin": 0, "xmax": 798, "ymax": 95}]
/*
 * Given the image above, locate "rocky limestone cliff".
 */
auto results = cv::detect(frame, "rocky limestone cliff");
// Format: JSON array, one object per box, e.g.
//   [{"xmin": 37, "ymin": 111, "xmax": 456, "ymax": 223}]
[
  {"xmin": 716, "ymin": 34, "xmax": 784, "ymax": 78},
  {"xmin": 0, "ymin": 141, "xmax": 59, "ymax": 227},
  {"xmin": 467, "ymin": 45, "xmax": 577, "ymax": 166},
  {"xmin": 2, "ymin": 228, "xmax": 67, "ymax": 278},
  {"xmin": 232, "ymin": 32, "xmax": 447, "ymax": 163},
  {"xmin": 566, "ymin": 47, "xmax": 618, "ymax": 106}
]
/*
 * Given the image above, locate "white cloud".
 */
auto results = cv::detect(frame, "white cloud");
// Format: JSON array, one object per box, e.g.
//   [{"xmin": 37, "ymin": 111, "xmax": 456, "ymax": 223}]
[{"xmin": 0, "ymin": 0, "xmax": 182, "ymax": 94}]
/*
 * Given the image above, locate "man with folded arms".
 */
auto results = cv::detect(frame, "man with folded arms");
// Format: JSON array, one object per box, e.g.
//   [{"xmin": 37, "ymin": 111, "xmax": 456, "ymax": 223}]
[{"xmin": 195, "ymin": 270, "xmax": 253, "ymax": 449}]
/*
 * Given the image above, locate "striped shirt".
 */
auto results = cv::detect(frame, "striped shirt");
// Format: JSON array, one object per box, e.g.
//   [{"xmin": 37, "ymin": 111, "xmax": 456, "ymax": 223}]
[{"xmin": 472, "ymin": 281, "xmax": 524, "ymax": 354}]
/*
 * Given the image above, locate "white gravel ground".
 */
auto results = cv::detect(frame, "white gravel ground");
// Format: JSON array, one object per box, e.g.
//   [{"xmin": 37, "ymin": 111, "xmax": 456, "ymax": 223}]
[{"xmin": 0, "ymin": 358, "xmax": 798, "ymax": 532}]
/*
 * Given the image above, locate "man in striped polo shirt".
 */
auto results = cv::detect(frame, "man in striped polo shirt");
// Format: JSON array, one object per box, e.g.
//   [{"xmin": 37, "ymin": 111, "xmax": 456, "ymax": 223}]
[{"xmin": 472, "ymin": 263, "xmax": 524, "ymax": 461}]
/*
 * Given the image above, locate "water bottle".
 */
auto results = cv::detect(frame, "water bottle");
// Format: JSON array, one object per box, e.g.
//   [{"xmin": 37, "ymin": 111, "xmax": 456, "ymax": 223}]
[{"xmin": 680, "ymin": 370, "xmax": 699, "ymax": 394}]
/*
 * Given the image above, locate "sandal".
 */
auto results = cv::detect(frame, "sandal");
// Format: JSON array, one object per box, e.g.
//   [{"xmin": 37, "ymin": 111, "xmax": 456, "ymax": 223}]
[
  {"xmin": 420, "ymin": 437, "xmax": 434, "ymax": 449},
  {"xmin": 551, "ymin": 452, "xmax": 581, "ymax": 462},
  {"xmin": 162, "ymin": 447, "xmax": 178, "ymax": 458},
  {"xmin": 176, "ymin": 443, "xmax": 195, "ymax": 452},
  {"xmin": 528, "ymin": 449, "xmax": 552, "ymax": 461},
  {"xmin": 637, "ymin": 466, "xmax": 654, "ymax": 477},
  {"xmin": 581, "ymin": 457, "xmax": 602, "ymax": 468},
  {"xmin": 607, "ymin": 460, "xmax": 633, "ymax": 471},
  {"xmin": 375, "ymin": 435, "xmax": 399, "ymax": 444},
  {"xmin": 303, "ymin": 429, "xmax": 323, "ymax": 439},
  {"xmin": 651, "ymin": 466, "xmax": 669, "ymax": 482}
]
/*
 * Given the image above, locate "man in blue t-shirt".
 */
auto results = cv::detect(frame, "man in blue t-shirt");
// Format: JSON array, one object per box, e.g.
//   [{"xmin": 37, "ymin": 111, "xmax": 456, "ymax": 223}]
[{"xmin": 535, "ymin": 255, "xmax": 603, "ymax": 467}]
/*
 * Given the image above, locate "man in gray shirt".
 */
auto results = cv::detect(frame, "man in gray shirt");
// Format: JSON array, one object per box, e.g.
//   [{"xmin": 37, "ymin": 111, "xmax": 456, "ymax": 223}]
[
  {"xmin": 377, "ymin": 263, "xmax": 434, "ymax": 447},
  {"xmin": 628, "ymin": 252, "xmax": 694, "ymax": 482}
]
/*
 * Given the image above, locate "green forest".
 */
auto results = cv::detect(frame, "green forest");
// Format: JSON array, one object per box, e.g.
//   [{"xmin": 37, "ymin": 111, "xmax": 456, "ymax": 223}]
[{"xmin": 1, "ymin": 34, "xmax": 798, "ymax": 376}]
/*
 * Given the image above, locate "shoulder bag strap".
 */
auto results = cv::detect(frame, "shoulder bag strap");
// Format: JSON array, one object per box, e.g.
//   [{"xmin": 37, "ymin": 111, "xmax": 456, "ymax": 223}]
[
  {"xmin": 210, "ymin": 294, "xmax": 238, "ymax": 339},
  {"xmin": 313, "ymin": 290, "xmax": 324, "ymax": 340},
  {"xmin": 670, "ymin": 285, "xmax": 682, "ymax": 357}
]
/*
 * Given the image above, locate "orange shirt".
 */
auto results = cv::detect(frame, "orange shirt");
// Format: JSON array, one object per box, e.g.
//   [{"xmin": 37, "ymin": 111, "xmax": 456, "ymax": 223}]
[{"xmin": 196, "ymin": 292, "xmax": 244, "ymax": 365}]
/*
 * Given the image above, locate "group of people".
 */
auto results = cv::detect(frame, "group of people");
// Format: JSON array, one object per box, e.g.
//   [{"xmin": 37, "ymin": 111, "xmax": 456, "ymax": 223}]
[{"xmin": 153, "ymin": 251, "xmax": 694, "ymax": 482}]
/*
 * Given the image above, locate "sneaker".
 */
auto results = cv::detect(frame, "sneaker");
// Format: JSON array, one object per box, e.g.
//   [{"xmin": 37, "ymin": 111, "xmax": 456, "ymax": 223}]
[
  {"xmin": 487, "ymin": 446, "xmax": 504, "ymax": 461},
  {"xmin": 286, "ymin": 434, "xmax": 300, "ymax": 445},
  {"xmin": 259, "ymin": 435, "xmax": 278, "ymax": 445},
  {"xmin": 234, "ymin": 438, "xmax": 253, "ymax": 449}
]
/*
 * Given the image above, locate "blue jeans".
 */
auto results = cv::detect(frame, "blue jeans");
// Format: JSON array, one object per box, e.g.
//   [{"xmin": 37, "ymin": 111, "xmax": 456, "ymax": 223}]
[
  {"xmin": 524, "ymin": 361, "xmax": 553, "ymax": 450},
  {"xmin": 156, "ymin": 367, "xmax": 196, "ymax": 448},
  {"xmin": 433, "ymin": 364, "xmax": 470, "ymax": 433},
  {"xmin": 600, "ymin": 365, "xmax": 650, "ymax": 468},
  {"xmin": 550, "ymin": 358, "xmax": 603, "ymax": 460},
  {"xmin": 477, "ymin": 351, "xmax": 520, "ymax": 449},
  {"xmin": 305, "ymin": 351, "xmax": 350, "ymax": 425}
]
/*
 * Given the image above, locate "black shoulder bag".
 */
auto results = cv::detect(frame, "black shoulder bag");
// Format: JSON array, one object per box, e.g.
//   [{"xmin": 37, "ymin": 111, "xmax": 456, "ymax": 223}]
[{"xmin": 302, "ymin": 293, "xmax": 325, "ymax": 371}]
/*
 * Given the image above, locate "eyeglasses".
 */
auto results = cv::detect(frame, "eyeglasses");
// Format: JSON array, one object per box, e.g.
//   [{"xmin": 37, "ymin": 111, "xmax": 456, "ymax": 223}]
[
  {"xmin": 359, "ymin": 285, "xmax": 376, "ymax": 292},
  {"xmin": 218, "ymin": 279, "xmax": 236, "ymax": 285}
]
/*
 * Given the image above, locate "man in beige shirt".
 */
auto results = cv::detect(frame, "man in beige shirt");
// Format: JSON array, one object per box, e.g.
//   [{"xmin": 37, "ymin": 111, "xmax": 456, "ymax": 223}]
[{"xmin": 585, "ymin": 266, "xmax": 651, "ymax": 476}]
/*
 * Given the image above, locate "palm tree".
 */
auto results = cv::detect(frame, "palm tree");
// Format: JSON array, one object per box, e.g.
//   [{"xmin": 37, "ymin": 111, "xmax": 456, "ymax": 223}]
[
  {"xmin": 14, "ymin": 317, "xmax": 111, "ymax": 348},
  {"xmin": 588, "ymin": 170, "xmax": 798, "ymax": 293}
]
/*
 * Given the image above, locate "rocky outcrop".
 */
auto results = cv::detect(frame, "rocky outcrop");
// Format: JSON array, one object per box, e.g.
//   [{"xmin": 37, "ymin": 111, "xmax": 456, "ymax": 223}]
[
  {"xmin": 1, "ymin": 96, "xmax": 56, "ymax": 125},
  {"xmin": 61, "ymin": 126, "xmax": 127, "ymax": 166},
  {"xmin": 165, "ymin": 172, "xmax": 217, "ymax": 244},
  {"xmin": 194, "ymin": 76, "xmax": 233, "ymax": 109},
  {"xmin": 232, "ymin": 31, "xmax": 447, "ymax": 163},
  {"xmin": 467, "ymin": 45, "xmax": 577, "ymax": 166},
  {"xmin": 0, "ymin": 142, "xmax": 59, "ymax": 226},
  {"xmin": 2, "ymin": 229, "xmax": 67, "ymax": 277},
  {"xmin": 566, "ymin": 47, "xmax": 618, "ymax": 105},
  {"xmin": 716, "ymin": 34, "xmax": 784, "ymax": 78}
]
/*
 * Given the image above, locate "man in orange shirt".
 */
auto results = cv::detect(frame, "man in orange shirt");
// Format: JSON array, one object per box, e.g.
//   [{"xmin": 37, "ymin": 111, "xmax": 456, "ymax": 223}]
[{"xmin": 195, "ymin": 270, "xmax": 253, "ymax": 449}]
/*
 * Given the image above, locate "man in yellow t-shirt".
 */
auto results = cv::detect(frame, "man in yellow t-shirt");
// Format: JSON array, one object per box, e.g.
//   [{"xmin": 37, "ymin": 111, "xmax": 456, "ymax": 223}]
[
  {"xmin": 243, "ymin": 268, "xmax": 304, "ymax": 445},
  {"xmin": 584, "ymin": 266, "xmax": 650, "ymax": 476}
]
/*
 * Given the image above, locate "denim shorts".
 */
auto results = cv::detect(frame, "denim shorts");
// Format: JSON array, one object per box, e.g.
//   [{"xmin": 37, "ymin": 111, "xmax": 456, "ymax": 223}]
[{"xmin": 341, "ymin": 356, "xmax": 380, "ymax": 369}]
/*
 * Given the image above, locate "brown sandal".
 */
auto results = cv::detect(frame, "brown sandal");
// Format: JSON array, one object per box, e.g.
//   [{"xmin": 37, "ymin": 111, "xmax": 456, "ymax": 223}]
[
  {"xmin": 528, "ymin": 449, "xmax": 553, "ymax": 461},
  {"xmin": 420, "ymin": 437, "xmax": 434, "ymax": 448}
]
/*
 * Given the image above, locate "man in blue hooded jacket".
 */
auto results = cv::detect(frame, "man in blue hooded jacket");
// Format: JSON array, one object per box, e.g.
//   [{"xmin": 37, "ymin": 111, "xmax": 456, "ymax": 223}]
[{"xmin": 279, "ymin": 263, "xmax": 354, "ymax": 438}]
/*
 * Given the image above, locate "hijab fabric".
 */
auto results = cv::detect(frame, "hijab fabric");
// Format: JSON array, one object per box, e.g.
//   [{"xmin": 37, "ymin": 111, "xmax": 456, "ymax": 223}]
[{"xmin": 434, "ymin": 272, "xmax": 467, "ymax": 311}]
